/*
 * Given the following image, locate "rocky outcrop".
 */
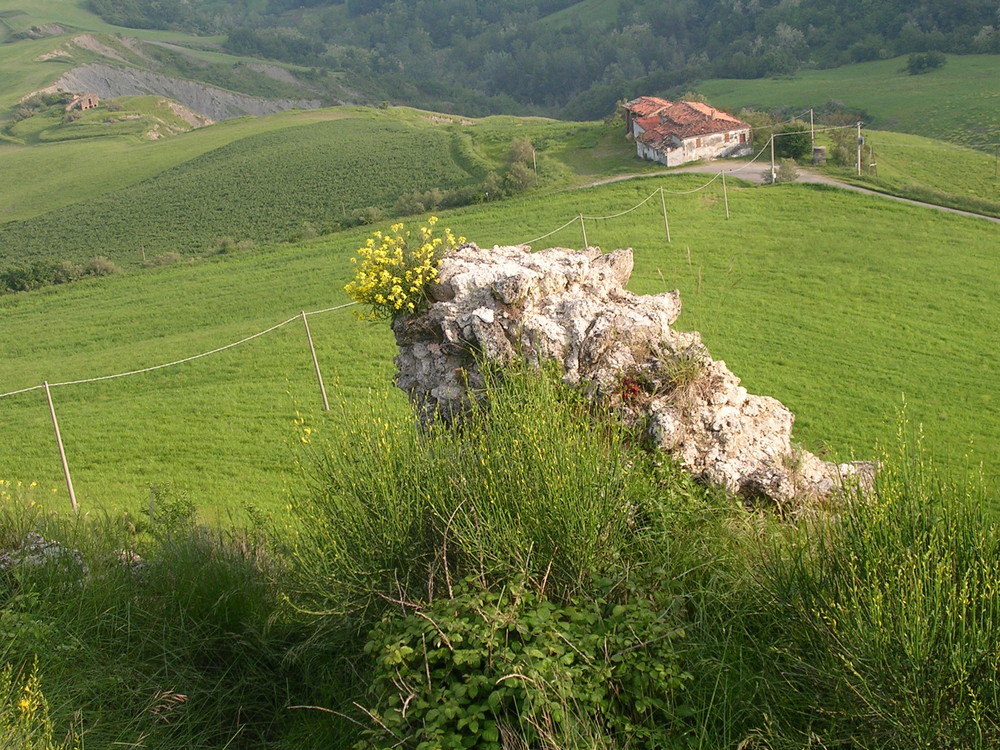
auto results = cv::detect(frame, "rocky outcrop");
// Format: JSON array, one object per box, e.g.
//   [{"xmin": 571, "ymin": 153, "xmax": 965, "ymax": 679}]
[
  {"xmin": 0, "ymin": 532, "xmax": 88, "ymax": 578},
  {"xmin": 54, "ymin": 63, "xmax": 322, "ymax": 121},
  {"xmin": 392, "ymin": 243, "xmax": 872, "ymax": 508}
]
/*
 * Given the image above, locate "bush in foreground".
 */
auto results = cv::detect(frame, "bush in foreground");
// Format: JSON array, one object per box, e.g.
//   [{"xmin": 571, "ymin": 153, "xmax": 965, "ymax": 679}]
[
  {"xmin": 753, "ymin": 446, "xmax": 1000, "ymax": 747},
  {"xmin": 0, "ymin": 488, "xmax": 300, "ymax": 748},
  {"xmin": 1, "ymin": 370, "xmax": 998, "ymax": 748}
]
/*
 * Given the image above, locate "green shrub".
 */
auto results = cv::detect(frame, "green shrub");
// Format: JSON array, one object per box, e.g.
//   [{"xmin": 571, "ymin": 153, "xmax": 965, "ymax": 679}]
[
  {"xmin": 906, "ymin": 51, "xmax": 947, "ymax": 75},
  {"xmin": 773, "ymin": 123, "xmax": 810, "ymax": 160},
  {"xmin": 287, "ymin": 365, "xmax": 725, "ymax": 743},
  {"xmin": 357, "ymin": 578, "xmax": 691, "ymax": 749}
]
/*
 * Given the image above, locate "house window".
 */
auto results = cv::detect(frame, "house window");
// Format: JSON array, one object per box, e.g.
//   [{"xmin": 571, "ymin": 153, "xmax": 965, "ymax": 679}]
[
  {"xmin": 725, "ymin": 133, "xmax": 731, "ymax": 143},
  {"xmin": 696, "ymin": 138, "xmax": 702, "ymax": 148}
]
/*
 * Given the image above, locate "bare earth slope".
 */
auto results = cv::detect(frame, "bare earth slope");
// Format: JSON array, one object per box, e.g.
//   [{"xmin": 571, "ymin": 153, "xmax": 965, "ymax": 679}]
[{"xmin": 55, "ymin": 62, "xmax": 321, "ymax": 121}]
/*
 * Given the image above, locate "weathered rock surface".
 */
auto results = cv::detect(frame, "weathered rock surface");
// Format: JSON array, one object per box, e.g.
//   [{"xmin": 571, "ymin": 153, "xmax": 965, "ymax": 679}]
[
  {"xmin": 54, "ymin": 63, "xmax": 322, "ymax": 121},
  {"xmin": 393, "ymin": 243, "xmax": 872, "ymax": 507},
  {"xmin": 0, "ymin": 532, "xmax": 88, "ymax": 578}
]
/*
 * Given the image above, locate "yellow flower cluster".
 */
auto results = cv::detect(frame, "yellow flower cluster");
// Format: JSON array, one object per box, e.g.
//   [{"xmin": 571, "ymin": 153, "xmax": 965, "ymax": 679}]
[
  {"xmin": 0, "ymin": 480, "xmax": 47, "ymax": 507},
  {"xmin": 0, "ymin": 659, "xmax": 75, "ymax": 749},
  {"xmin": 292, "ymin": 411, "xmax": 315, "ymax": 445},
  {"xmin": 344, "ymin": 217, "xmax": 464, "ymax": 320}
]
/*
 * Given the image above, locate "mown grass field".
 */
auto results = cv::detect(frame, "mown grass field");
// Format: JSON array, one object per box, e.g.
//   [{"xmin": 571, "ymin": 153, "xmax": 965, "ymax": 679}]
[
  {"xmin": 1, "ymin": 173, "xmax": 996, "ymax": 519},
  {"xmin": 0, "ymin": 108, "xmax": 358, "ymax": 222},
  {"xmin": 698, "ymin": 54, "xmax": 1000, "ymax": 150}
]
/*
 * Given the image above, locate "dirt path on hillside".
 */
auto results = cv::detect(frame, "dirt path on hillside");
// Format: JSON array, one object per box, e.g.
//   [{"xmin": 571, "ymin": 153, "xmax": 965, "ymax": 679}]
[{"xmin": 580, "ymin": 161, "xmax": 1000, "ymax": 226}]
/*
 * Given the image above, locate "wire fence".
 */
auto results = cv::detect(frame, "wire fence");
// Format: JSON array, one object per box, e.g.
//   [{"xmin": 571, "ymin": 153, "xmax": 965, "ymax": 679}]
[
  {"xmin": 0, "ymin": 158, "xmax": 806, "ymax": 511},
  {"xmin": 0, "ymin": 302, "xmax": 357, "ymax": 401}
]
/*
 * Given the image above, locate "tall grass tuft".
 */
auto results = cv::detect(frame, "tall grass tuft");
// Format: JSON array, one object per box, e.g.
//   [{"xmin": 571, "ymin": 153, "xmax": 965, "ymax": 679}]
[
  {"xmin": 287, "ymin": 365, "xmax": 728, "ymax": 744},
  {"xmin": 289, "ymin": 365, "xmax": 719, "ymax": 614},
  {"xmin": 0, "ymin": 490, "xmax": 302, "ymax": 749},
  {"xmin": 751, "ymin": 440, "xmax": 1000, "ymax": 747}
]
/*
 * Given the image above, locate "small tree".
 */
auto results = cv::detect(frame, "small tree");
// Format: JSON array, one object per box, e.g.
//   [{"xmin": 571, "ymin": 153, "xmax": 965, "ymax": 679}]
[
  {"xmin": 828, "ymin": 127, "xmax": 856, "ymax": 167},
  {"xmin": 773, "ymin": 123, "xmax": 811, "ymax": 160},
  {"xmin": 776, "ymin": 158, "xmax": 799, "ymax": 183},
  {"xmin": 507, "ymin": 136, "xmax": 534, "ymax": 167},
  {"xmin": 906, "ymin": 51, "xmax": 946, "ymax": 75},
  {"xmin": 503, "ymin": 161, "xmax": 536, "ymax": 194}
]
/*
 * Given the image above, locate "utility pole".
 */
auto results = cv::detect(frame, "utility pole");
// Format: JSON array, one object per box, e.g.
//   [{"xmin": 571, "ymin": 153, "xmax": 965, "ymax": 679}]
[
  {"xmin": 856, "ymin": 121, "xmax": 863, "ymax": 177},
  {"xmin": 810, "ymin": 108, "xmax": 815, "ymax": 146}
]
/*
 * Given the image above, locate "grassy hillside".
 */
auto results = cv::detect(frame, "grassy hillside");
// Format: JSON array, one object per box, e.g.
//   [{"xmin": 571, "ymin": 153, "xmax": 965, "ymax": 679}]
[
  {"xmin": 0, "ymin": 174, "xmax": 996, "ymax": 519},
  {"xmin": 0, "ymin": 108, "xmax": 657, "ymax": 268},
  {"xmin": 0, "ymin": 116, "xmax": 485, "ymax": 263},
  {"xmin": 830, "ymin": 128, "xmax": 1000, "ymax": 216},
  {"xmin": 0, "ymin": 107, "xmax": 354, "ymax": 222},
  {"xmin": 0, "ymin": 1, "xmax": 225, "ymax": 111},
  {"xmin": 698, "ymin": 54, "xmax": 1000, "ymax": 150}
]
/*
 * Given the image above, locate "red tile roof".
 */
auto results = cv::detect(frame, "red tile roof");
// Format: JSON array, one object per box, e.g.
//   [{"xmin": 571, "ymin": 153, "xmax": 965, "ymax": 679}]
[
  {"xmin": 624, "ymin": 96, "xmax": 672, "ymax": 117},
  {"xmin": 633, "ymin": 100, "xmax": 749, "ymax": 148}
]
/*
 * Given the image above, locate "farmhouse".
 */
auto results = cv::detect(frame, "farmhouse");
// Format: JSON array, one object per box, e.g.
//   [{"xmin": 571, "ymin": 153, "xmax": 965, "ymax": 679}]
[
  {"xmin": 624, "ymin": 96, "xmax": 751, "ymax": 166},
  {"xmin": 65, "ymin": 93, "xmax": 99, "ymax": 111}
]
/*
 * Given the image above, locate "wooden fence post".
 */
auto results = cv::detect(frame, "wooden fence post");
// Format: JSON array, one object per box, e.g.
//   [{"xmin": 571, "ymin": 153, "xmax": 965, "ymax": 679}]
[
  {"xmin": 301, "ymin": 312, "xmax": 330, "ymax": 412},
  {"xmin": 44, "ymin": 382, "xmax": 78, "ymax": 513},
  {"xmin": 660, "ymin": 187, "xmax": 672, "ymax": 243},
  {"xmin": 722, "ymin": 172, "xmax": 730, "ymax": 220}
]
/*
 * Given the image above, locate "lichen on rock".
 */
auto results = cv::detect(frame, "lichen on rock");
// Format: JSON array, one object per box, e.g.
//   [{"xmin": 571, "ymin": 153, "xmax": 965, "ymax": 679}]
[{"xmin": 392, "ymin": 242, "xmax": 872, "ymax": 508}]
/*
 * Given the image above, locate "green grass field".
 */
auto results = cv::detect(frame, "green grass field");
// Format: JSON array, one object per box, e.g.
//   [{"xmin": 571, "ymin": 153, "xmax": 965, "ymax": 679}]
[
  {"xmin": 0, "ymin": 108, "xmax": 358, "ymax": 222},
  {"xmin": 0, "ymin": 174, "xmax": 996, "ymax": 520},
  {"xmin": 0, "ymin": 107, "xmax": 658, "ymax": 267},
  {"xmin": 0, "ymin": 116, "xmax": 488, "ymax": 263},
  {"xmin": 698, "ymin": 54, "xmax": 1000, "ymax": 150},
  {"xmin": 826, "ymin": 128, "xmax": 1000, "ymax": 216}
]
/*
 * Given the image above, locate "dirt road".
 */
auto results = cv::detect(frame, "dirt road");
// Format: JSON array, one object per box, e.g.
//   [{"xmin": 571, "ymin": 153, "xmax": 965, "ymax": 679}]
[{"xmin": 582, "ymin": 160, "xmax": 1000, "ymax": 226}]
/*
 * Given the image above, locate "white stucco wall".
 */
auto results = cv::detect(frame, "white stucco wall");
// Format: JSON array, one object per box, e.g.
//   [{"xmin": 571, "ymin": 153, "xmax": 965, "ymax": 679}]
[{"xmin": 635, "ymin": 127, "xmax": 752, "ymax": 166}]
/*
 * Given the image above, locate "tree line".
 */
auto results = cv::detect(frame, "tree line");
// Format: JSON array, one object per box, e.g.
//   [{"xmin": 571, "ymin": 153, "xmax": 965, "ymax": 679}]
[{"xmin": 87, "ymin": 0, "xmax": 1000, "ymax": 118}]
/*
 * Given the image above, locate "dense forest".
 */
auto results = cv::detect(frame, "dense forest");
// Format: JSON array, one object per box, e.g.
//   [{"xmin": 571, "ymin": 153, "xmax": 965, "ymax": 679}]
[{"xmin": 87, "ymin": 0, "xmax": 1000, "ymax": 117}]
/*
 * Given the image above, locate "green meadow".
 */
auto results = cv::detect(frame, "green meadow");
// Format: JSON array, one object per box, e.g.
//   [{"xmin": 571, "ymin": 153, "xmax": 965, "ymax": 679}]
[
  {"xmin": 1, "ymin": 117, "xmax": 484, "ymax": 263},
  {"xmin": 0, "ymin": 107, "xmax": 658, "ymax": 266},
  {"xmin": 827, "ymin": 128, "xmax": 1000, "ymax": 217},
  {"xmin": 699, "ymin": 54, "xmax": 1000, "ymax": 150},
  {"xmin": 0, "ymin": 108, "xmax": 359, "ymax": 222},
  {"xmin": 0, "ymin": 173, "xmax": 996, "ymax": 519}
]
